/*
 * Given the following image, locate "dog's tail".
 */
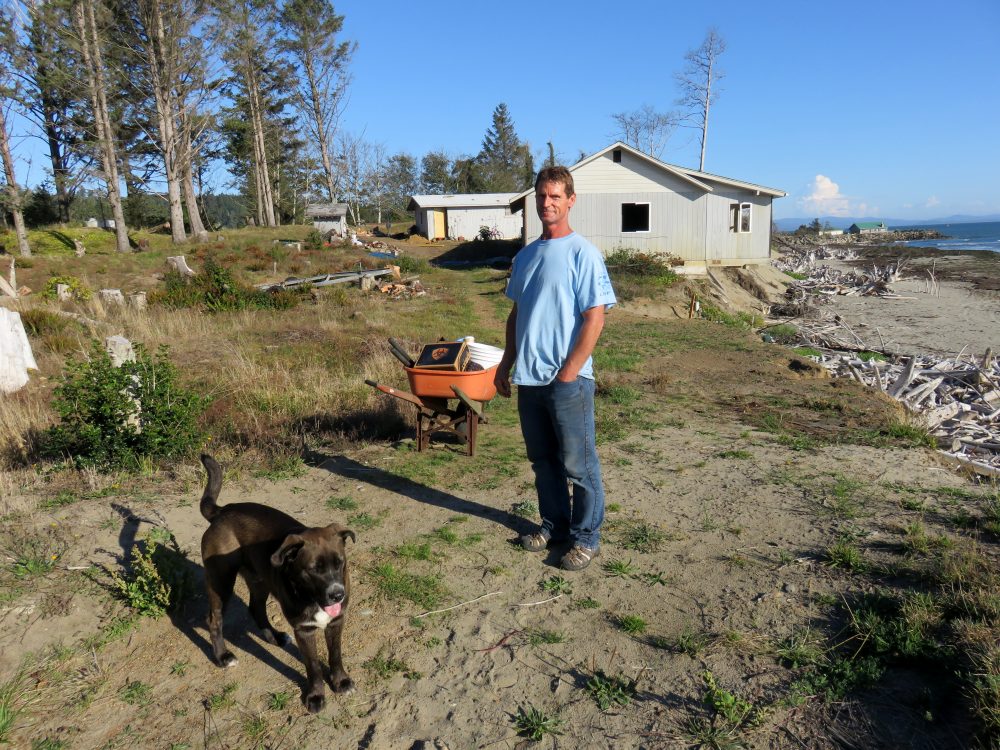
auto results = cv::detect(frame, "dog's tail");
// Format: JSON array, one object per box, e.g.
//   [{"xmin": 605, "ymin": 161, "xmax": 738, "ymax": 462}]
[{"xmin": 200, "ymin": 454, "xmax": 224, "ymax": 522}]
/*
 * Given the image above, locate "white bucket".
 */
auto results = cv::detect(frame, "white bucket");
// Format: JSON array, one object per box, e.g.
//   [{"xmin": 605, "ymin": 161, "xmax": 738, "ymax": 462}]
[{"xmin": 467, "ymin": 341, "xmax": 505, "ymax": 368}]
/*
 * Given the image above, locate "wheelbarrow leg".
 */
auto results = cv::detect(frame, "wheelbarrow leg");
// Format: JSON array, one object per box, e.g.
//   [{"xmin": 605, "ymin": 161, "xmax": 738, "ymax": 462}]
[
  {"xmin": 417, "ymin": 410, "xmax": 430, "ymax": 452},
  {"xmin": 466, "ymin": 409, "xmax": 477, "ymax": 456}
]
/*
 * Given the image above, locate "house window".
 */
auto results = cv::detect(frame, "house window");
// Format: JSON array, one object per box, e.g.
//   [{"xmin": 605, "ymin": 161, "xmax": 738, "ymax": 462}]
[
  {"xmin": 613, "ymin": 149, "xmax": 622, "ymax": 163},
  {"xmin": 621, "ymin": 203, "xmax": 649, "ymax": 233},
  {"xmin": 738, "ymin": 202, "xmax": 752, "ymax": 233}
]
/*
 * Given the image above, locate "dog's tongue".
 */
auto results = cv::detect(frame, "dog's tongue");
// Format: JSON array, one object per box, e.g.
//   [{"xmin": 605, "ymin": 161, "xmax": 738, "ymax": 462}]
[{"xmin": 323, "ymin": 602, "xmax": 341, "ymax": 618}]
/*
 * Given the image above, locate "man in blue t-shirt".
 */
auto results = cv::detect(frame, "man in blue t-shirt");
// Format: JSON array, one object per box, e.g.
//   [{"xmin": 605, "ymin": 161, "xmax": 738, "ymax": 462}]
[{"xmin": 495, "ymin": 166, "xmax": 617, "ymax": 571}]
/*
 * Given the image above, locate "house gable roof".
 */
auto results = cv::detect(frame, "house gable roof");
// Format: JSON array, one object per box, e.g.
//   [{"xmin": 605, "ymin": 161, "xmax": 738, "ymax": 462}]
[
  {"xmin": 509, "ymin": 141, "xmax": 786, "ymax": 211},
  {"xmin": 407, "ymin": 193, "xmax": 519, "ymax": 211}
]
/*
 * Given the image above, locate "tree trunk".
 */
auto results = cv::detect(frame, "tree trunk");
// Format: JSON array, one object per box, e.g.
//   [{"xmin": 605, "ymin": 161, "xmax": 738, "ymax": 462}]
[
  {"xmin": 245, "ymin": 62, "xmax": 276, "ymax": 227},
  {"xmin": 0, "ymin": 105, "xmax": 32, "ymax": 257},
  {"xmin": 39, "ymin": 88, "xmax": 73, "ymax": 223},
  {"xmin": 146, "ymin": 0, "xmax": 186, "ymax": 243},
  {"xmin": 699, "ymin": 59, "xmax": 712, "ymax": 172},
  {"xmin": 74, "ymin": 0, "xmax": 130, "ymax": 253},
  {"xmin": 303, "ymin": 57, "xmax": 337, "ymax": 203}
]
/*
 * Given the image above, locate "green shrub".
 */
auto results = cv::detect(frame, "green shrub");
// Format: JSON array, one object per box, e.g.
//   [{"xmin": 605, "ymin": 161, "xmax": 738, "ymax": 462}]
[
  {"xmin": 110, "ymin": 527, "xmax": 193, "ymax": 617},
  {"xmin": 605, "ymin": 248, "xmax": 679, "ymax": 300},
  {"xmin": 151, "ymin": 256, "xmax": 304, "ymax": 312},
  {"xmin": 305, "ymin": 229, "xmax": 324, "ymax": 249},
  {"xmin": 41, "ymin": 275, "xmax": 91, "ymax": 301},
  {"xmin": 700, "ymin": 303, "xmax": 762, "ymax": 330},
  {"xmin": 396, "ymin": 254, "xmax": 429, "ymax": 274},
  {"xmin": 42, "ymin": 342, "xmax": 206, "ymax": 470}
]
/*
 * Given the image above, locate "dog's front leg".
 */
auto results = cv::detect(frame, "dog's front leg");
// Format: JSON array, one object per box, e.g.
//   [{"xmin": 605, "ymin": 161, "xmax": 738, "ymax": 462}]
[
  {"xmin": 293, "ymin": 628, "xmax": 327, "ymax": 713},
  {"xmin": 324, "ymin": 617, "xmax": 353, "ymax": 693}
]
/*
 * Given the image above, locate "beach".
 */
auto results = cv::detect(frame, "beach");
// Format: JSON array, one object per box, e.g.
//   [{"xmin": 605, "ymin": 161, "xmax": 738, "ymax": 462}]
[{"xmin": 799, "ymin": 245, "xmax": 1000, "ymax": 358}]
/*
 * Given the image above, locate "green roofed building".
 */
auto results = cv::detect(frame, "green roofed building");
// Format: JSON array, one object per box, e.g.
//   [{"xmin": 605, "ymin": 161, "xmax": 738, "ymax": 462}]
[{"xmin": 848, "ymin": 221, "xmax": 888, "ymax": 234}]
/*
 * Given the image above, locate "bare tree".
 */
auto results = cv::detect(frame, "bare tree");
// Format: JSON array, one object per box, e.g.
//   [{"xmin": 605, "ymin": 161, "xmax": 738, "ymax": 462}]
[
  {"xmin": 676, "ymin": 27, "xmax": 725, "ymax": 171},
  {"xmin": 72, "ymin": 0, "xmax": 130, "ymax": 253},
  {"xmin": 610, "ymin": 104, "xmax": 679, "ymax": 159},
  {"xmin": 336, "ymin": 130, "xmax": 368, "ymax": 227},
  {"xmin": 278, "ymin": 0, "xmax": 354, "ymax": 205}
]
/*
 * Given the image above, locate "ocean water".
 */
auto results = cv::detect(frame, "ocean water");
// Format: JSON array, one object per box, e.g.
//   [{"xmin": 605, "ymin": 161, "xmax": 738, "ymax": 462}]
[{"xmin": 894, "ymin": 221, "xmax": 1000, "ymax": 253}]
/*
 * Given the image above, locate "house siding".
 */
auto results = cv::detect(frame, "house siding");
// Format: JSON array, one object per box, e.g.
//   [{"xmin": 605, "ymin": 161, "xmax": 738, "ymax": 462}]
[{"xmin": 446, "ymin": 207, "xmax": 521, "ymax": 240}]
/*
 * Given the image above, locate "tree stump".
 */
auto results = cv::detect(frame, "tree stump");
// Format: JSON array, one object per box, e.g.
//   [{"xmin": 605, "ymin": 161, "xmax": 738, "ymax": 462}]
[
  {"xmin": 99, "ymin": 289, "xmax": 126, "ymax": 306},
  {"xmin": 127, "ymin": 291, "xmax": 147, "ymax": 310},
  {"xmin": 166, "ymin": 256, "xmax": 196, "ymax": 276}
]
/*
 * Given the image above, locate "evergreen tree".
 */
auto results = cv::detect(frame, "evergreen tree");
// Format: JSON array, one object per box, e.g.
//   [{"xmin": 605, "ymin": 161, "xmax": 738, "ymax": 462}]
[
  {"xmin": 475, "ymin": 102, "xmax": 532, "ymax": 192},
  {"xmin": 383, "ymin": 152, "xmax": 417, "ymax": 220},
  {"xmin": 420, "ymin": 150, "xmax": 451, "ymax": 194}
]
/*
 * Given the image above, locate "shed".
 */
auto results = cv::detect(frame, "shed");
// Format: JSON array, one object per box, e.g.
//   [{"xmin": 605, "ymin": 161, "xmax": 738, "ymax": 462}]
[
  {"xmin": 407, "ymin": 194, "xmax": 522, "ymax": 241},
  {"xmin": 848, "ymin": 222, "xmax": 887, "ymax": 235},
  {"xmin": 305, "ymin": 203, "xmax": 349, "ymax": 237},
  {"xmin": 508, "ymin": 142, "xmax": 785, "ymax": 272}
]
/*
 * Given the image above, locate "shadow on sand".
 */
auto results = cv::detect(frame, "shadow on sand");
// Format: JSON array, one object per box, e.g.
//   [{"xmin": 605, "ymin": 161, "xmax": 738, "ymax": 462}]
[{"xmin": 307, "ymin": 450, "xmax": 528, "ymax": 538}]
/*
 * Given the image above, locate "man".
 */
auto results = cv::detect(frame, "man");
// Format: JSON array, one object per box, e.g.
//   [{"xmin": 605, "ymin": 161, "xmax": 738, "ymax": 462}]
[{"xmin": 495, "ymin": 166, "xmax": 616, "ymax": 571}]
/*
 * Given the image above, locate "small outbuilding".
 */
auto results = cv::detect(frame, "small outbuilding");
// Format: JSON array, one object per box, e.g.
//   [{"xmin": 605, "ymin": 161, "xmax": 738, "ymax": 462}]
[
  {"xmin": 305, "ymin": 203, "xmax": 349, "ymax": 237},
  {"xmin": 848, "ymin": 222, "xmax": 887, "ymax": 235},
  {"xmin": 508, "ymin": 142, "xmax": 785, "ymax": 272},
  {"xmin": 407, "ymin": 194, "xmax": 522, "ymax": 241}
]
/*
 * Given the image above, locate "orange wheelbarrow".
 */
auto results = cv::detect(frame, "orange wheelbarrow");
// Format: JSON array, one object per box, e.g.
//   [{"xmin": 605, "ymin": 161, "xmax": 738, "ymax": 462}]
[{"xmin": 365, "ymin": 365, "xmax": 498, "ymax": 456}]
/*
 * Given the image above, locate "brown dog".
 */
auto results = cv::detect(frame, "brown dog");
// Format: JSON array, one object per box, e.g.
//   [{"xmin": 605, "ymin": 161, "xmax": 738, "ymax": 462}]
[{"xmin": 198, "ymin": 454, "xmax": 355, "ymax": 713}]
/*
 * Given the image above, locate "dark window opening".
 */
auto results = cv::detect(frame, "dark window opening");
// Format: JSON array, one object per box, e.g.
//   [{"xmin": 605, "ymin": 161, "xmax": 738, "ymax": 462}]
[
  {"xmin": 612, "ymin": 149, "xmax": 622, "ymax": 163},
  {"xmin": 621, "ymin": 203, "xmax": 649, "ymax": 233}
]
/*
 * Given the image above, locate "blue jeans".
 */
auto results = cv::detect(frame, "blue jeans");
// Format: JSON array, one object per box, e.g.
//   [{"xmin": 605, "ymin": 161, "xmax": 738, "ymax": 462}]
[{"xmin": 517, "ymin": 377, "xmax": 605, "ymax": 549}]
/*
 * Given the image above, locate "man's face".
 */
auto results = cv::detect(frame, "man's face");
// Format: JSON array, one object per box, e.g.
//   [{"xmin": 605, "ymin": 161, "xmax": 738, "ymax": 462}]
[{"xmin": 535, "ymin": 180, "xmax": 575, "ymax": 229}]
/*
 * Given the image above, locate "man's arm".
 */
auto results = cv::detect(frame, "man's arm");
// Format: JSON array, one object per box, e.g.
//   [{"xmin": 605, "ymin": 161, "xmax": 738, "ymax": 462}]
[
  {"xmin": 494, "ymin": 303, "xmax": 517, "ymax": 398},
  {"xmin": 556, "ymin": 304, "xmax": 605, "ymax": 382}
]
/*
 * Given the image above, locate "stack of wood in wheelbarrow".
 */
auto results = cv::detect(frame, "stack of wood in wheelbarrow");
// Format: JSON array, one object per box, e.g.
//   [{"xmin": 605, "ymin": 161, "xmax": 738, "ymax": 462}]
[{"xmin": 365, "ymin": 337, "xmax": 504, "ymax": 455}]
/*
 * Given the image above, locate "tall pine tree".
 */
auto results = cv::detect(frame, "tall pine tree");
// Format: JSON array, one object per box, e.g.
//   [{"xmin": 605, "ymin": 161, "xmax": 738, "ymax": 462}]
[{"xmin": 475, "ymin": 102, "xmax": 532, "ymax": 192}]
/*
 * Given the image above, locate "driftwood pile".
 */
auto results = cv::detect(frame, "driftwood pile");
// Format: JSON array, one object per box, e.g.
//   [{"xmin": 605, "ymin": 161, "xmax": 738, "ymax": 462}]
[
  {"xmin": 803, "ymin": 347, "xmax": 1000, "ymax": 478},
  {"xmin": 775, "ymin": 245, "xmax": 910, "ymax": 299}
]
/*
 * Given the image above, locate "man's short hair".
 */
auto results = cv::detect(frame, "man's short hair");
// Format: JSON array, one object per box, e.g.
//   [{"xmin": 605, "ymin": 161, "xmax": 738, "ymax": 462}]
[{"xmin": 534, "ymin": 166, "xmax": 575, "ymax": 197}]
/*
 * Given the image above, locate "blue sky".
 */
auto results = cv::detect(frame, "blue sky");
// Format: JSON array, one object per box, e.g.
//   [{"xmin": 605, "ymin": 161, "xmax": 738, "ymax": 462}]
[
  {"xmin": 7, "ymin": 0, "xmax": 999, "ymax": 221},
  {"xmin": 331, "ymin": 0, "xmax": 1000, "ymax": 220}
]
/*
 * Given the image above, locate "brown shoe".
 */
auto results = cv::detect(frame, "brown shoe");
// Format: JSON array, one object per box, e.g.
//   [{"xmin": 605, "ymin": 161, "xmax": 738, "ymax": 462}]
[
  {"xmin": 561, "ymin": 545, "xmax": 599, "ymax": 571},
  {"xmin": 520, "ymin": 531, "xmax": 550, "ymax": 552}
]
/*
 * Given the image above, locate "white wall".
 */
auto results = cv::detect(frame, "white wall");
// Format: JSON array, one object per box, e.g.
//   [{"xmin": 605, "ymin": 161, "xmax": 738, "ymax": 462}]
[{"xmin": 446, "ymin": 207, "xmax": 521, "ymax": 240}]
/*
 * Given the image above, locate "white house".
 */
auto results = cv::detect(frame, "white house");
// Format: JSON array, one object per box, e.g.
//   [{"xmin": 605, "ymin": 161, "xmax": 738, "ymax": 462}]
[
  {"xmin": 407, "ymin": 194, "xmax": 522, "ymax": 241},
  {"xmin": 305, "ymin": 203, "xmax": 349, "ymax": 237},
  {"xmin": 509, "ymin": 142, "xmax": 785, "ymax": 271}
]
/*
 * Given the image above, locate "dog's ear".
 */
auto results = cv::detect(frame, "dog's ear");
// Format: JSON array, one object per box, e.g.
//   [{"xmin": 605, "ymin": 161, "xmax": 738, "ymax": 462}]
[
  {"xmin": 271, "ymin": 534, "xmax": 305, "ymax": 567},
  {"xmin": 325, "ymin": 523, "xmax": 356, "ymax": 545}
]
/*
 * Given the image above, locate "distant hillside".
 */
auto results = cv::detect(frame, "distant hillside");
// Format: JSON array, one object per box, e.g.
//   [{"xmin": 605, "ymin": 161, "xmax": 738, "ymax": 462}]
[{"xmin": 774, "ymin": 214, "xmax": 1000, "ymax": 232}]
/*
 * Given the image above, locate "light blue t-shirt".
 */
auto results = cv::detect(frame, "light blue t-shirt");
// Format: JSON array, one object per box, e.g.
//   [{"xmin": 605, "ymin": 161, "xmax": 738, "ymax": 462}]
[{"xmin": 506, "ymin": 232, "xmax": 617, "ymax": 386}]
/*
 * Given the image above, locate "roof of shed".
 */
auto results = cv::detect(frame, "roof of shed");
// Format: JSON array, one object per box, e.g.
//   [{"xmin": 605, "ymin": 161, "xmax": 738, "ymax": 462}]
[
  {"xmin": 509, "ymin": 142, "xmax": 786, "ymax": 211},
  {"xmin": 407, "ymin": 193, "xmax": 519, "ymax": 211},
  {"xmin": 850, "ymin": 222, "xmax": 886, "ymax": 229},
  {"xmin": 305, "ymin": 203, "xmax": 349, "ymax": 217}
]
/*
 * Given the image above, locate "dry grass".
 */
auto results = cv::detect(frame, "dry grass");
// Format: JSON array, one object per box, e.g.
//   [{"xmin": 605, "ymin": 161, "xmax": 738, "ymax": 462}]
[{"xmin": 2, "ymin": 231, "xmax": 494, "ymax": 473}]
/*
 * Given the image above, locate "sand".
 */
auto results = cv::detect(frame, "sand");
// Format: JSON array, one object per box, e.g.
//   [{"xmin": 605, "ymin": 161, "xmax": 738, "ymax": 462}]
[{"xmin": 821, "ymin": 260, "xmax": 1000, "ymax": 357}]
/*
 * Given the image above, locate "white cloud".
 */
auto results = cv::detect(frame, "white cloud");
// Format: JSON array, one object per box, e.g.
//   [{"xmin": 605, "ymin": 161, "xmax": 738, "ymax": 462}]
[
  {"xmin": 924, "ymin": 196, "xmax": 940, "ymax": 209},
  {"xmin": 796, "ymin": 175, "xmax": 851, "ymax": 217}
]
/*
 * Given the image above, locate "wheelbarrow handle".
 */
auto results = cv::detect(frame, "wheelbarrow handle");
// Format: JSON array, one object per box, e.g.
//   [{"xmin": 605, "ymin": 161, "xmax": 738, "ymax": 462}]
[
  {"xmin": 388, "ymin": 338, "xmax": 415, "ymax": 367},
  {"xmin": 365, "ymin": 379, "xmax": 427, "ymax": 409}
]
